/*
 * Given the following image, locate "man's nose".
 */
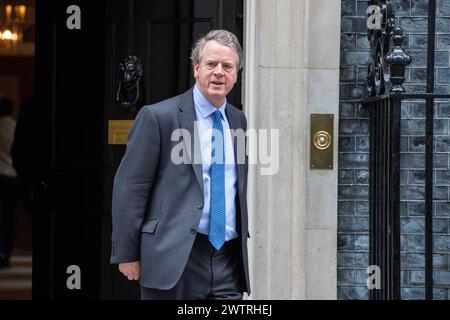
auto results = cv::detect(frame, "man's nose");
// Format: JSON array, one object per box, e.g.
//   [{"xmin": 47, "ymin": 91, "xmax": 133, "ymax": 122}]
[{"xmin": 214, "ymin": 63, "xmax": 224, "ymax": 76}]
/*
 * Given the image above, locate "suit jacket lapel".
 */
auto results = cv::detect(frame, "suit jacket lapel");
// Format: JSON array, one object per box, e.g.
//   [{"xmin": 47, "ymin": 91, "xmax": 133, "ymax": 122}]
[
  {"xmin": 177, "ymin": 89, "xmax": 204, "ymax": 194},
  {"xmin": 225, "ymin": 105, "xmax": 245, "ymax": 194}
]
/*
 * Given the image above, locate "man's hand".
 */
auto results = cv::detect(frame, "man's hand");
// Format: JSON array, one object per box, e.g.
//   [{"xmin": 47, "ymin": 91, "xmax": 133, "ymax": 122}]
[{"xmin": 118, "ymin": 261, "xmax": 141, "ymax": 280}]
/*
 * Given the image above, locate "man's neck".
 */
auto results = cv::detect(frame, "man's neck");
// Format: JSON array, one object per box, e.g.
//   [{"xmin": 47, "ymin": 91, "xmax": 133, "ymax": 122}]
[{"xmin": 194, "ymin": 85, "xmax": 226, "ymax": 109}]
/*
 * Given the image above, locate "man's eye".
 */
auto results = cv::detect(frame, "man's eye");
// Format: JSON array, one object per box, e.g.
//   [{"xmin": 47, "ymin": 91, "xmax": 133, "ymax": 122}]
[
  {"xmin": 223, "ymin": 65, "xmax": 233, "ymax": 71},
  {"xmin": 206, "ymin": 62, "xmax": 216, "ymax": 69}
]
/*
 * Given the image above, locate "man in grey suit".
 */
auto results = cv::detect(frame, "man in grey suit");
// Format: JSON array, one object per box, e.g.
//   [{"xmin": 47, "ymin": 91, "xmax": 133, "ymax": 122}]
[{"xmin": 110, "ymin": 29, "xmax": 250, "ymax": 300}]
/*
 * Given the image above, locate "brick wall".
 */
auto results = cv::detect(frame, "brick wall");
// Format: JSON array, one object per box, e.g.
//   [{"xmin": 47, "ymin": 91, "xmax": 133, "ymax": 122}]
[{"xmin": 338, "ymin": 0, "xmax": 450, "ymax": 300}]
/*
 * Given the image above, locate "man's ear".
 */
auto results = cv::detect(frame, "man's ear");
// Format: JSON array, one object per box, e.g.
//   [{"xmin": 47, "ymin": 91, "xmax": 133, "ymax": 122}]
[{"xmin": 193, "ymin": 63, "xmax": 199, "ymax": 79}]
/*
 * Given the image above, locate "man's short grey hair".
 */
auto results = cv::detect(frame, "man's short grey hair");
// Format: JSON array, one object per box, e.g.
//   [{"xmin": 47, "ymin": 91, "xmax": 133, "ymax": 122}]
[{"xmin": 191, "ymin": 29, "xmax": 243, "ymax": 70}]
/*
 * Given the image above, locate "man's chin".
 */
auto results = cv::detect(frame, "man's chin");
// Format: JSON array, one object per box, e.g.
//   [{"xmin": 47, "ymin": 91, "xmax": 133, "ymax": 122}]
[
  {"xmin": 207, "ymin": 91, "xmax": 225, "ymax": 98},
  {"xmin": 208, "ymin": 86, "xmax": 225, "ymax": 94}
]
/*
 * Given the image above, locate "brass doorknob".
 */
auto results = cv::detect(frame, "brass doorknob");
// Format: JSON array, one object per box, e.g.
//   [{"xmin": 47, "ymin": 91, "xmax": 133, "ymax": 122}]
[{"xmin": 313, "ymin": 131, "xmax": 332, "ymax": 150}]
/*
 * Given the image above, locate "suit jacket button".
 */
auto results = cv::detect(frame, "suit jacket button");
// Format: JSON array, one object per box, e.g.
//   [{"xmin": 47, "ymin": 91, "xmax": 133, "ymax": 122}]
[
  {"xmin": 191, "ymin": 229, "xmax": 196, "ymax": 235},
  {"xmin": 197, "ymin": 203, "xmax": 203, "ymax": 209}
]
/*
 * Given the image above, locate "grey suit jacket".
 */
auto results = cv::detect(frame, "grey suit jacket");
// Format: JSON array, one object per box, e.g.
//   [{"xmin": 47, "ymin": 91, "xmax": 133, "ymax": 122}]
[{"xmin": 110, "ymin": 88, "xmax": 250, "ymax": 293}]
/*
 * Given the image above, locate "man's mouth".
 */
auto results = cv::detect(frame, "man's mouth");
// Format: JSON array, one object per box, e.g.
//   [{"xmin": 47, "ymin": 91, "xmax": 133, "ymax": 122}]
[{"xmin": 211, "ymin": 81, "xmax": 224, "ymax": 86}]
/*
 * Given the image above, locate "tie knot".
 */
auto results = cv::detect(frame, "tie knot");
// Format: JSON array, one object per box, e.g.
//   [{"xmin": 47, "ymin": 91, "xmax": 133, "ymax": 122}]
[{"xmin": 214, "ymin": 110, "xmax": 222, "ymax": 122}]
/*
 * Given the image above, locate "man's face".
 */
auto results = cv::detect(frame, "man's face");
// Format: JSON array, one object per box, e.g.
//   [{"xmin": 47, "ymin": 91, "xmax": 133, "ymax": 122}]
[{"xmin": 194, "ymin": 40, "xmax": 239, "ymax": 107}]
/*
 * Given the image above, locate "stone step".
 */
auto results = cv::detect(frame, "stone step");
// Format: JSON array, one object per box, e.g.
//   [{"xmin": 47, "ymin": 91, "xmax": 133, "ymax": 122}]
[
  {"xmin": 10, "ymin": 256, "xmax": 32, "ymax": 266},
  {"xmin": 0, "ymin": 279, "xmax": 32, "ymax": 290},
  {"xmin": 0, "ymin": 255, "xmax": 32, "ymax": 300},
  {"xmin": 0, "ymin": 266, "xmax": 32, "ymax": 280}
]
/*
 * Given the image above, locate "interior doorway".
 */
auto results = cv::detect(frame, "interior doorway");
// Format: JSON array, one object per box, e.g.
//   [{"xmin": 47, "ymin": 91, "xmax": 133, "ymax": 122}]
[{"xmin": 0, "ymin": 1, "xmax": 35, "ymax": 300}]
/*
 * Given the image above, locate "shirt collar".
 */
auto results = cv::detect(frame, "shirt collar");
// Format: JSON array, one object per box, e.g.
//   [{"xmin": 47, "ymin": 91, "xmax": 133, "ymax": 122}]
[{"xmin": 193, "ymin": 85, "xmax": 227, "ymax": 120}]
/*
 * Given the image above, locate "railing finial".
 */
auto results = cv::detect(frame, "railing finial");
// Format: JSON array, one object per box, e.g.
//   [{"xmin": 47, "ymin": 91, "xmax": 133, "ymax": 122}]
[{"xmin": 385, "ymin": 26, "xmax": 412, "ymax": 93}]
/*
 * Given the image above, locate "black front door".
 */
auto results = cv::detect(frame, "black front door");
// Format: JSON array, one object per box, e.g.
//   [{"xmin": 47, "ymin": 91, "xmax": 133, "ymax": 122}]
[{"xmin": 35, "ymin": 0, "xmax": 243, "ymax": 299}]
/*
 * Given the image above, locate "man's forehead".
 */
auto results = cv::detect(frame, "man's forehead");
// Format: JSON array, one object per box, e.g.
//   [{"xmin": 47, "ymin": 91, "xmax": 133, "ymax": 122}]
[
  {"xmin": 200, "ymin": 48, "xmax": 237, "ymax": 63},
  {"xmin": 203, "ymin": 56, "xmax": 235, "ymax": 62}
]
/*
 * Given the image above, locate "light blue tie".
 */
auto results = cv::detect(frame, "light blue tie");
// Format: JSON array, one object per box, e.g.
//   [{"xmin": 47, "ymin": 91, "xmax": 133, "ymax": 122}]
[{"xmin": 209, "ymin": 110, "xmax": 226, "ymax": 250}]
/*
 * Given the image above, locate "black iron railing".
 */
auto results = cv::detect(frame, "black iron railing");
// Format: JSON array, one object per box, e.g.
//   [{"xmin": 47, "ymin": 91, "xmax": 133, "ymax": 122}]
[{"xmin": 363, "ymin": 0, "xmax": 450, "ymax": 299}]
